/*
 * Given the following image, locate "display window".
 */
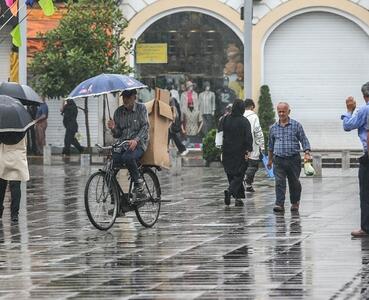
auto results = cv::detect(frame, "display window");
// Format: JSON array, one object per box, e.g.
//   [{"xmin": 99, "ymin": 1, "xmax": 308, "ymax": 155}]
[{"xmin": 135, "ymin": 11, "xmax": 244, "ymax": 147}]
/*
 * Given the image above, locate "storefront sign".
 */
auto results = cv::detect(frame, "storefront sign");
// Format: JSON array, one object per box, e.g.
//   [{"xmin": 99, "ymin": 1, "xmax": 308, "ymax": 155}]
[{"xmin": 136, "ymin": 43, "xmax": 168, "ymax": 64}]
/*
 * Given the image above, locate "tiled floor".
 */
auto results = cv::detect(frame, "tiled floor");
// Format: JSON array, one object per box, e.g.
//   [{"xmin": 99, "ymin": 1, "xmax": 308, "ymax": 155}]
[{"xmin": 0, "ymin": 162, "xmax": 366, "ymax": 299}]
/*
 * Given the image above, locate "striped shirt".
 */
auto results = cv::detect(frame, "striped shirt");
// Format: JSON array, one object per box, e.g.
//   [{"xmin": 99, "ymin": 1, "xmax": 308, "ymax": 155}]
[
  {"xmin": 199, "ymin": 91, "xmax": 215, "ymax": 115},
  {"xmin": 111, "ymin": 102, "xmax": 149, "ymax": 151},
  {"xmin": 268, "ymin": 118, "xmax": 310, "ymax": 157}
]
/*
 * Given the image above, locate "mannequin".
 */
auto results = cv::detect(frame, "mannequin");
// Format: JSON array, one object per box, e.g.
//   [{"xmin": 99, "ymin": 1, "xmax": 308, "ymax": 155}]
[
  {"xmin": 180, "ymin": 81, "xmax": 199, "ymax": 114},
  {"xmin": 182, "ymin": 102, "xmax": 203, "ymax": 144},
  {"xmin": 228, "ymin": 62, "xmax": 245, "ymax": 99},
  {"xmin": 198, "ymin": 81, "xmax": 215, "ymax": 136},
  {"xmin": 216, "ymin": 76, "xmax": 236, "ymax": 119}
]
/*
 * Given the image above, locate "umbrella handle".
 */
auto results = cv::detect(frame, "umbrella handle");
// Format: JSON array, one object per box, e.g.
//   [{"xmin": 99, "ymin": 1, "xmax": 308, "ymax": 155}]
[{"xmin": 104, "ymin": 95, "xmax": 111, "ymax": 120}]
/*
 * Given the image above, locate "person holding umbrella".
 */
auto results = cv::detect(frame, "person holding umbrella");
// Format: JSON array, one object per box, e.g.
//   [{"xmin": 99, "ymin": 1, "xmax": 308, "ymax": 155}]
[
  {"xmin": 0, "ymin": 95, "xmax": 34, "ymax": 223},
  {"xmin": 107, "ymin": 89, "xmax": 149, "ymax": 199}
]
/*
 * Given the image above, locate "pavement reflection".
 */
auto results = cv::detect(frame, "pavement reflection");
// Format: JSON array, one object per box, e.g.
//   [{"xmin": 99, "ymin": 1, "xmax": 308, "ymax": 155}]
[{"xmin": 0, "ymin": 164, "xmax": 365, "ymax": 299}]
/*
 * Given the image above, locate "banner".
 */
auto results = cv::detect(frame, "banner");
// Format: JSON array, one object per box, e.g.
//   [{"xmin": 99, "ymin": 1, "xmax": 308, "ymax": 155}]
[{"xmin": 136, "ymin": 43, "xmax": 167, "ymax": 64}]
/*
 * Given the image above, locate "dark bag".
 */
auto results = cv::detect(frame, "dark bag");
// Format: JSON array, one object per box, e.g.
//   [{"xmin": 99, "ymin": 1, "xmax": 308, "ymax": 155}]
[{"xmin": 0, "ymin": 132, "xmax": 26, "ymax": 145}]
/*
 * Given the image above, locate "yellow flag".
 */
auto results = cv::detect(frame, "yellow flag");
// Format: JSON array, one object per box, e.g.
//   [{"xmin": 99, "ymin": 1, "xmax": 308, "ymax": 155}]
[
  {"xmin": 9, "ymin": 51, "xmax": 19, "ymax": 83},
  {"xmin": 10, "ymin": 25, "xmax": 21, "ymax": 47},
  {"xmin": 38, "ymin": 0, "xmax": 55, "ymax": 17}
]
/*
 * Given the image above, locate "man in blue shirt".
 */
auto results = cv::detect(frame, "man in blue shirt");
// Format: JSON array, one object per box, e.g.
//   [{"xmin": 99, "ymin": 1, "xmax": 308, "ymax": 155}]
[
  {"xmin": 267, "ymin": 102, "xmax": 312, "ymax": 213},
  {"xmin": 341, "ymin": 82, "xmax": 369, "ymax": 237}
]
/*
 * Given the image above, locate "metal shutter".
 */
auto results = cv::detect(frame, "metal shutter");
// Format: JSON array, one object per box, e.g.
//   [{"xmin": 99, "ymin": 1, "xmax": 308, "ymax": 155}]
[{"xmin": 264, "ymin": 12, "xmax": 369, "ymax": 150}]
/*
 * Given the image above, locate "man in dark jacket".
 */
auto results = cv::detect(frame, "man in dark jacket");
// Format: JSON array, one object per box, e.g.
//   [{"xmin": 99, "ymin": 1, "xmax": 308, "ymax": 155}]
[
  {"xmin": 108, "ymin": 89, "xmax": 149, "ymax": 198},
  {"xmin": 60, "ymin": 99, "xmax": 84, "ymax": 155}
]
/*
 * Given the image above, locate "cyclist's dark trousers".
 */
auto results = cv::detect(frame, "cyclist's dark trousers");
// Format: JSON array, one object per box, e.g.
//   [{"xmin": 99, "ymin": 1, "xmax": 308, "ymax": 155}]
[{"xmin": 112, "ymin": 147, "xmax": 144, "ymax": 183}]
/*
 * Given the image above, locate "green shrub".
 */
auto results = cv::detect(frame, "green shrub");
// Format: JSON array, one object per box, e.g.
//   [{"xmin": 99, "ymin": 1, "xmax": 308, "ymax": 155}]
[
  {"xmin": 258, "ymin": 85, "xmax": 275, "ymax": 150},
  {"xmin": 202, "ymin": 129, "xmax": 221, "ymax": 163}
]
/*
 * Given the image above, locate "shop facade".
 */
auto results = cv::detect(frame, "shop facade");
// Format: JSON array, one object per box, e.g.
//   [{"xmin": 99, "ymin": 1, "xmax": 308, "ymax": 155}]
[{"xmin": 122, "ymin": 0, "xmax": 369, "ymax": 149}]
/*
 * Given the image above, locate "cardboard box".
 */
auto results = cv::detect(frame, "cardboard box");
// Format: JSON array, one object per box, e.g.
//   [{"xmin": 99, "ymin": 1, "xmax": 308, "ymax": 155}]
[{"xmin": 140, "ymin": 88, "xmax": 173, "ymax": 169}]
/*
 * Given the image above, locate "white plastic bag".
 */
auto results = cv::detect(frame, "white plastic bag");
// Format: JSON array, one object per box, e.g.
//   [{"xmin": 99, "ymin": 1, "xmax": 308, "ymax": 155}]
[
  {"xmin": 215, "ymin": 130, "xmax": 223, "ymax": 148},
  {"xmin": 304, "ymin": 161, "xmax": 315, "ymax": 176}
]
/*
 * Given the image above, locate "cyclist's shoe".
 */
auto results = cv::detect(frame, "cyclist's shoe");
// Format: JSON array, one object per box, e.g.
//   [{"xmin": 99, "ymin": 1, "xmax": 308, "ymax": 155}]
[{"xmin": 132, "ymin": 179, "xmax": 147, "ymax": 204}]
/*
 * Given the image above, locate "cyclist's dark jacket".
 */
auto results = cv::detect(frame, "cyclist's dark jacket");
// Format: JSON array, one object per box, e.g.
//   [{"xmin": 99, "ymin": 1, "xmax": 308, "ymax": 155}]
[{"xmin": 111, "ymin": 102, "xmax": 149, "ymax": 151}]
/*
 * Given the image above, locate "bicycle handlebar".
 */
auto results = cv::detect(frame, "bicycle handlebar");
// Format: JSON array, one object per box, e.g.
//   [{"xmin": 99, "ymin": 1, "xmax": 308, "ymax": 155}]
[{"xmin": 95, "ymin": 140, "xmax": 130, "ymax": 150}]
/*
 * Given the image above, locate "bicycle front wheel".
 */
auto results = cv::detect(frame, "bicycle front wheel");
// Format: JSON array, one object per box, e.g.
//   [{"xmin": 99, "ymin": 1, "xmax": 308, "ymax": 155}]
[
  {"xmin": 135, "ymin": 168, "xmax": 161, "ymax": 228},
  {"xmin": 84, "ymin": 171, "xmax": 119, "ymax": 230}
]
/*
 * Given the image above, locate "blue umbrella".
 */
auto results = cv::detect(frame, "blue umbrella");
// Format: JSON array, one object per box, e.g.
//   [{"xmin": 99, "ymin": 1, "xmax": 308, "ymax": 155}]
[{"xmin": 68, "ymin": 73, "xmax": 147, "ymax": 99}]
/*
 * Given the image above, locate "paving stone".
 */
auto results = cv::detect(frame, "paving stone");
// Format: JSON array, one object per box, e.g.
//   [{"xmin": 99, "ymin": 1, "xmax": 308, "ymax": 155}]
[{"xmin": 0, "ymin": 164, "xmax": 366, "ymax": 299}]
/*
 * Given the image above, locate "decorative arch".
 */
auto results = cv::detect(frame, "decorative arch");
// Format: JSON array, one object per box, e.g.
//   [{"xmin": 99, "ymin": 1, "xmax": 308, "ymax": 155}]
[
  {"xmin": 123, "ymin": 0, "xmax": 243, "ymax": 66},
  {"xmin": 252, "ymin": 0, "xmax": 369, "ymax": 100}
]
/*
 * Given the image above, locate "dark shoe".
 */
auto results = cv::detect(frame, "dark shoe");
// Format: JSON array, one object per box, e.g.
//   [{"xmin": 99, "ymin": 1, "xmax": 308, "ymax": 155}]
[
  {"xmin": 291, "ymin": 202, "xmax": 300, "ymax": 212},
  {"xmin": 108, "ymin": 209, "xmax": 125, "ymax": 217},
  {"xmin": 246, "ymin": 185, "xmax": 255, "ymax": 192},
  {"xmin": 351, "ymin": 229, "xmax": 369, "ymax": 237},
  {"xmin": 224, "ymin": 190, "xmax": 231, "ymax": 206},
  {"xmin": 11, "ymin": 215, "xmax": 18, "ymax": 223},
  {"xmin": 273, "ymin": 205, "xmax": 285, "ymax": 213},
  {"xmin": 235, "ymin": 199, "xmax": 244, "ymax": 207},
  {"xmin": 132, "ymin": 179, "xmax": 147, "ymax": 202},
  {"xmin": 0, "ymin": 208, "xmax": 3, "ymax": 219}
]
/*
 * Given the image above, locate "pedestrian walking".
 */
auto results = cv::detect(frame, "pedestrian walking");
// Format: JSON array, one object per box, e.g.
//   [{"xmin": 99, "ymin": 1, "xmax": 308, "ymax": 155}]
[
  {"xmin": 0, "ymin": 134, "xmax": 29, "ymax": 223},
  {"xmin": 168, "ymin": 97, "xmax": 189, "ymax": 156},
  {"xmin": 341, "ymin": 82, "xmax": 369, "ymax": 237},
  {"xmin": 267, "ymin": 102, "xmax": 312, "ymax": 213},
  {"xmin": 243, "ymin": 98, "xmax": 265, "ymax": 192},
  {"xmin": 35, "ymin": 98, "xmax": 48, "ymax": 155},
  {"xmin": 60, "ymin": 99, "xmax": 84, "ymax": 156},
  {"xmin": 222, "ymin": 99, "xmax": 253, "ymax": 207}
]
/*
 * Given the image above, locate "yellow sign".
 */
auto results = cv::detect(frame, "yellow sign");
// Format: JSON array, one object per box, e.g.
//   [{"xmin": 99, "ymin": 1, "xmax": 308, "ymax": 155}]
[{"xmin": 136, "ymin": 43, "xmax": 168, "ymax": 64}]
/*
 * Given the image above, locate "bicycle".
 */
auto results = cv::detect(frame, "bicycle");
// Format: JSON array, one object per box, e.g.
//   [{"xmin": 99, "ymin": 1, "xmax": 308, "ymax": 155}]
[{"xmin": 84, "ymin": 141, "xmax": 161, "ymax": 231}]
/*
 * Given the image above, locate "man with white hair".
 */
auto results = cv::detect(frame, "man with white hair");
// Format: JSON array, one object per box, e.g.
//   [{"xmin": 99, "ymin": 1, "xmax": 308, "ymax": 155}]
[
  {"xmin": 267, "ymin": 102, "xmax": 312, "ymax": 213},
  {"xmin": 341, "ymin": 81, "xmax": 369, "ymax": 237}
]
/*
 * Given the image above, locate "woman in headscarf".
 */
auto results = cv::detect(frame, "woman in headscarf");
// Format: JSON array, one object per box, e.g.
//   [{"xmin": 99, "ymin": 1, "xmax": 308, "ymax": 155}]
[{"xmin": 221, "ymin": 99, "xmax": 253, "ymax": 206}]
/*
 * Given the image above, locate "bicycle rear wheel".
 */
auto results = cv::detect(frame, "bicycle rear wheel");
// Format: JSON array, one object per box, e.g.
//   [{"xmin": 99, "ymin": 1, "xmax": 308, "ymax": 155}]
[
  {"xmin": 135, "ymin": 168, "xmax": 161, "ymax": 227},
  {"xmin": 84, "ymin": 171, "xmax": 119, "ymax": 230}
]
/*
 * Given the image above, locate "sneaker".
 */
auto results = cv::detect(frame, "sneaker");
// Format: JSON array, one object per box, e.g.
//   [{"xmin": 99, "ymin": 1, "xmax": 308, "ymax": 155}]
[
  {"xmin": 273, "ymin": 204, "xmax": 285, "ymax": 213},
  {"xmin": 132, "ymin": 179, "xmax": 147, "ymax": 202},
  {"xmin": 180, "ymin": 149, "xmax": 189, "ymax": 156},
  {"xmin": 224, "ymin": 190, "xmax": 231, "ymax": 206},
  {"xmin": 235, "ymin": 199, "xmax": 244, "ymax": 207},
  {"xmin": 246, "ymin": 185, "xmax": 255, "ymax": 192},
  {"xmin": 291, "ymin": 202, "xmax": 300, "ymax": 212}
]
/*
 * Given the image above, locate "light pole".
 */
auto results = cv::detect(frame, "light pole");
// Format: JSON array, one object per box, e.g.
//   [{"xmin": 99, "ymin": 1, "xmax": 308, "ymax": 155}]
[
  {"xmin": 18, "ymin": 2, "xmax": 27, "ymax": 85},
  {"xmin": 243, "ymin": 0, "xmax": 252, "ymax": 99}
]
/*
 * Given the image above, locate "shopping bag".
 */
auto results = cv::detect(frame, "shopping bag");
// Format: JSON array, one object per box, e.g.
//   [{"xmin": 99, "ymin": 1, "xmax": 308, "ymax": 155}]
[
  {"xmin": 215, "ymin": 130, "xmax": 223, "ymax": 148},
  {"xmin": 262, "ymin": 153, "xmax": 274, "ymax": 178},
  {"xmin": 303, "ymin": 160, "xmax": 315, "ymax": 176}
]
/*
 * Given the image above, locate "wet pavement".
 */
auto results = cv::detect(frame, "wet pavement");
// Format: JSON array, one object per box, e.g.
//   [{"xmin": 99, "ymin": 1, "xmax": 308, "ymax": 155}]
[{"xmin": 0, "ymin": 162, "xmax": 367, "ymax": 299}]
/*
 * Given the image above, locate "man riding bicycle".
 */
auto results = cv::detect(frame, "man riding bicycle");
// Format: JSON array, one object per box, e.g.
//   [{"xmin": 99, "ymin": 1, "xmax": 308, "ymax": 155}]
[{"xmin": 107, "ymin": 89, "xmax": 149, "ymax": 199}]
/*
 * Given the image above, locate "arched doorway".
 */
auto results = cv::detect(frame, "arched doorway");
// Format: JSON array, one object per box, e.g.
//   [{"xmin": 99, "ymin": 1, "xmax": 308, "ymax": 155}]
[
  {"xmin": 135, "ymin": 11, "xmax": 243, "ymax": 104},
  {"xmin": 264, "ymin": 11, "xmax": 369, "ymax": 149}
]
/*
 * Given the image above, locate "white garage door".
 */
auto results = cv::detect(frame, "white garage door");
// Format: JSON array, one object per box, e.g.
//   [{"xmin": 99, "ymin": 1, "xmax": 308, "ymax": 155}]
[
  {"xmin": 0, "ymin": 25, "xmax": 11, "ymax": 82},
  {"xmin": 264, "ymin": 12, "xmax": 369, "ymax": 150}
]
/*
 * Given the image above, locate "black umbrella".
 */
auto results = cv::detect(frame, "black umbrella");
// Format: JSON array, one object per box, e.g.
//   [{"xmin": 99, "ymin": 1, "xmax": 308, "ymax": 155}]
[
  {"xmin": 0, "ymin": 81, "xmax": 43, "ymax": 106},
  {"xmin": 0, "ymin": 95, "xmax": 35, "ymax": 133}
]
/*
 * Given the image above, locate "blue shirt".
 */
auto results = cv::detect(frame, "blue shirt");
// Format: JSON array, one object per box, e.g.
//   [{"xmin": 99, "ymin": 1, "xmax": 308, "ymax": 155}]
[
  {"xmin": 36, "ymin": 103, "xmax": 48, "ymax": 119},
  {"xmin": 341, "ymin": 102, "xmax": 369, "ymax": 152},
  {"xmin": 268, "ymin": 118, "xmax": 311, "ymax": 157}
]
